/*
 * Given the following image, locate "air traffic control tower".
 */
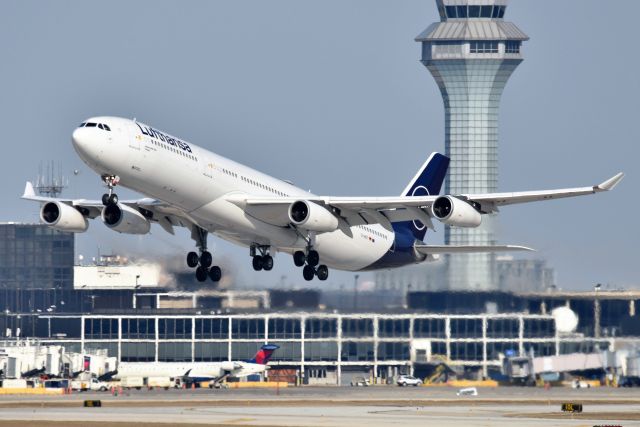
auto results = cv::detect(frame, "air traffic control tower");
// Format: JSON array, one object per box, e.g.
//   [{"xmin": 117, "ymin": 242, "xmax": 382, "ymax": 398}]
[{"xmin": 416, "ymin": 1, "xmax": 528, "ymax": 290}]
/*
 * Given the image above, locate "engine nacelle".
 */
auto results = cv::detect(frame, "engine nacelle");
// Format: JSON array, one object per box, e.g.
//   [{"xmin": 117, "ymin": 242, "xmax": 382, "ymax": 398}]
[
  {"xmin": 40, "ymin": 202, "xmax": 89, "ymax": 233},
  {"xmin": 431, "ymin": 196, "xmax": 482, "ymax": 227},
  {"xmin": 288, "ymin": 200, "xmax": 339, "ymax": 232},
  {"xmin": 101, "ymin": 203, "xmax": 151, "ymax": 235}
]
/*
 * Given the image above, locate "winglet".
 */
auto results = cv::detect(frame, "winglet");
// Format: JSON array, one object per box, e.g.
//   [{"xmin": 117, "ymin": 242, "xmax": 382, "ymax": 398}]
[
  {"xmin": 596, "ymin": 172, "xmax": 624, "ymax": 192},
  {"xmin": 22, "ymin": 181, "xmax": 36, "ymax": 199}
]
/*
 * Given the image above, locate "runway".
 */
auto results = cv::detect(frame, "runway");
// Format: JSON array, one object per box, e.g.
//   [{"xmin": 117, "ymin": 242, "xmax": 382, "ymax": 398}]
[{"xmin": 0, "ymin": 387, "xmax": 639, "ymax": 426}]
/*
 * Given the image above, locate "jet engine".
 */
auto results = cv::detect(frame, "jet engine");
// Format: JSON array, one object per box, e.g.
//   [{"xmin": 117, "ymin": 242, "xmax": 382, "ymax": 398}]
[
  {"xmin": 288, "ymin": 200, "xmax": 339, "ymax": 232},
  {"xmin": 40, "ymin": 201, "xmax": 88, "ymax": 233},
  {"xmin": 101, "ymin": 203, "xmax": 151, "ymax": 234},
  {"xmin": 431, "ymin": 196, "xmax": 482, "ymax": 227}
]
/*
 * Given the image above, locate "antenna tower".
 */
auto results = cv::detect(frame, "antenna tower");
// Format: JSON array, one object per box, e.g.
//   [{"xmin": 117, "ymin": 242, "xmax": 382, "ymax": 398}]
[{"xmin": 35, "ymin": 161, "xmax": 68, "ymax": 197}]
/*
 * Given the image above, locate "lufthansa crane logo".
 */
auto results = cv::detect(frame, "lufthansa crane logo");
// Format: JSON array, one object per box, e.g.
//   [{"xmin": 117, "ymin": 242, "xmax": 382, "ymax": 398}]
[{"xmin": 411, "ymin": 185, "xmax": 430, "ymax": 231}]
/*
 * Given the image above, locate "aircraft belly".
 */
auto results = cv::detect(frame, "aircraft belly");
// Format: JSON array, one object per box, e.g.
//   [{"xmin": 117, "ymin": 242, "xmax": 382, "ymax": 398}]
[
  {"xmin": 190, "ymin": 198, "xmax": 301, "ymax": 248},
  {"xmin": 315, "ymin": 228, "xmax": 392, "ymax": 271}
]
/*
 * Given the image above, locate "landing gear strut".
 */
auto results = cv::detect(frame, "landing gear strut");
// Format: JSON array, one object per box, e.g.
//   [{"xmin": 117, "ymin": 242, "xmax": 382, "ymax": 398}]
[
  {"xmin": 250, "ymin": 245, "xmax": 273, "ymax": 271},
  {"xmin": 101, "ymin": 175, "xmax": 120, "ymax": 206},
  {"xmin": 293, "ymin": 246, "xmax": 329, "ymax": 282},
  {"xmin": 187, "ymin": 226, "xmax": 222, "ymax": 283}
]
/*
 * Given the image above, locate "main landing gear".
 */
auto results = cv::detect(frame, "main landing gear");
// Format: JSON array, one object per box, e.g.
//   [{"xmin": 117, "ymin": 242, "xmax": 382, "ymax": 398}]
[
  {"xmin": 250, "ymin": 245, "xmax": 273, "ymax": 271},
  {"xmin": 101, "ymin": 175, "xmax": 120, "ymax": 206},
  {"xmin": 293, "ymin": 248, "xmax": 329, "ymax": 282},
  {"xmin": 187, "ymin": 226, "xmax": 222, "ymax": 283}
]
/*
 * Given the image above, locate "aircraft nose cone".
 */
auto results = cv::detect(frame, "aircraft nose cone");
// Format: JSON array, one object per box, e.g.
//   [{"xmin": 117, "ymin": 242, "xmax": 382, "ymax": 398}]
[
  {"xmin": 71, "ymin": 127, "xmax": 98, "ymax": 162},
  {"xmin": 71, "ymin": 127, "xmax": 87, "ymax": 150}
]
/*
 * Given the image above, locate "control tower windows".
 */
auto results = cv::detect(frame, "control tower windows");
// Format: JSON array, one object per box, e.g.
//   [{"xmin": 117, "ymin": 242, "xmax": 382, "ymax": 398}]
[
  {"xmin": 505, "ymin": 41, "xmax": 521, "ymax": 54},
  {"xmin": 445, "ymin": 6, "xmax": 457, "ymax": 18},
  {"xmin": 445, "ymin": 5, "xmax": 506, "ymax": 19},
  {"xmin": 470, "ymin": 41, "xmax": 499, "ymax": 54},
  {"xmin": 480, "ymin": 6, "xmax": 492, "ymax": 18}
]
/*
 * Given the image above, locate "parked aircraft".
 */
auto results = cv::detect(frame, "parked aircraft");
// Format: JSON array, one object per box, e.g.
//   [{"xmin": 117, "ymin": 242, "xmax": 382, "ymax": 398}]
[{"xmin": 104, "ymin": 344, "xmax": 279, "ymax": 386}]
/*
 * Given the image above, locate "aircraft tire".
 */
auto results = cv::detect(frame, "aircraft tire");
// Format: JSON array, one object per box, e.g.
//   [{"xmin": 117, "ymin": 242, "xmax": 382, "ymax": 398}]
[
  {"xmin": 200, "ymin": 251, "xmax": 213, "ymax": 268},
  {"xmin": 101, "ymin": 194, "xmax": 110, "ymax": 206},
  {"xmin": 195, "ymin": 266, "xmax": 208, "ymax": 282},
  {"xmin": 209, "ymin": 266, "xmax": 222, "ymax": 282},
  {"xmin": 316, "ymin": 265, "xmax": 329, "ymax": 281},
  {"xmin": 187, "ymin": 252, "xmax": 199, "ymax": 268},
  {"xmin": 303, "ymin": 265, "xmax": 315, "ymax": 281},
  {"xmin": 252, "ymin": 255, "xmax": 264, "ymax": 271},
  {"xmin": 293, "ymin": 251, "xmax": 306, "ymax": 267},
  {"xmin": 307, "ymin": 250, "xmax": 320, "ymax": 267},
  {"xmin": 108, "ymin": 194, "xmax": 118, "ymax": 205},
  {"xmin": 262, "ymin": 255, "xmax": 274, "ymax": 271}
]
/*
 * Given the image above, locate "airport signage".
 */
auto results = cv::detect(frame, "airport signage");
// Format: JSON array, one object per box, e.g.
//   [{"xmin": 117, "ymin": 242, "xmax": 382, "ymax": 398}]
[{"xmin": 561, "ymin": 402, "xmax": 582, "ymax": 413}]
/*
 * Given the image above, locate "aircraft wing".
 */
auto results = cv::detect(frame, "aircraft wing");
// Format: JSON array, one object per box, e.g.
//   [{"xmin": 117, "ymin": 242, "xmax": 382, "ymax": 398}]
[
  {"xmin": 21, "ymin": 181, "xmax": 195, "ymax": 235},
  {"xmin": 457, "ymin": 172, "xmax": 625, "ymax": 213},
  {"xmin": 227, "ymin": 172, "xmax": 623, "ymax": 229}
]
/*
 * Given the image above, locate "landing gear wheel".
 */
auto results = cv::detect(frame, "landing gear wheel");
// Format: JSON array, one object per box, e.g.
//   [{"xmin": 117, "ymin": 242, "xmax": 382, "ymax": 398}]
[
  {"xmin": 307, "ymin": 250, "xmax": 320, "ymax": 267},
  {"xmin": 316, "ymin": 265, "xmax": 329, "ymax": 281},
  {"xmin": 209, "ymin": 266, "xmax": 222, "ymax": 282},
  {"xmin": 108, "ymin": 194, "xmax": 118, "ymax": 205},
  {"xmin": 262, "ymin": 255, "xmax": 274, "ymax": 271},
  {"xmin": 101, "ymin": 194, "xmax": 110, "ymax": 206},
  {"xmin": 293, "ymin": 251, "xmax": 306, "ymax": 267},
  {"xmin": 195, "ymin": 266, "xmax": 208, "ymax": 282},
  {"xmin": 200, "ymin": 251, "xmax": 213, "ymax": 268},
  {"xmin": 186, "ymin": 252, "xmax": 199, "ymax": 268},
  {"xmin": 303, "ymin": 265, "xmax": 315, "ymax": 281},
  {"xmin": 252, "ymin": 255, "xmax": 264, "ymax": 271}
]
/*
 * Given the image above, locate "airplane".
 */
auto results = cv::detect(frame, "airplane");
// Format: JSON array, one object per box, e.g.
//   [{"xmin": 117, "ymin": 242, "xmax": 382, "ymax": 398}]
[
  {"xmin": 104, "ymin": 344, "xmax": 279, "ymax": 387},
  {"xmin": 22, "ymin": 116, "xmax": 624, "ymax": 283}
]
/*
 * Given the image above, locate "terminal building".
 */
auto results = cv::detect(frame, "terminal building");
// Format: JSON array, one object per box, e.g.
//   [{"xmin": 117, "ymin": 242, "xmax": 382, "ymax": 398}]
[
  {"xmin": 0, "ymin": 223, "xmax": 74, "ymax": 290},
  {"xmin": 1, "ymin": 222, "xmax": 639, "ymax": 385}
]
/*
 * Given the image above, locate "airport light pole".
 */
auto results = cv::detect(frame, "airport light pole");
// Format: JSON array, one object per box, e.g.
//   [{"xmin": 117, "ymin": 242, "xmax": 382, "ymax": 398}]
[
  {"xmin": 353, "ymin": 274, "xmax": 359, "ymax": 311},
  {"xmin": 134, "ymin": 275, "xmax": 142, "ymax": 311}
]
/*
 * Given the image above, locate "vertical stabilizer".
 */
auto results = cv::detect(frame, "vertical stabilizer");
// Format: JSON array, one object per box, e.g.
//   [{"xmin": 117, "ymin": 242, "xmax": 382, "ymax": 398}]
[{"xmin": 396, "ymin": 152, "xmax": 450, "ymax": 241}]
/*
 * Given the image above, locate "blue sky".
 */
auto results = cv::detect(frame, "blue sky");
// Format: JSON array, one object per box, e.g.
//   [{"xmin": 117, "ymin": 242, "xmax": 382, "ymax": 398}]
[{"xmin": 1, "ymin": 1, "xmax": 637, "ymax": 290}]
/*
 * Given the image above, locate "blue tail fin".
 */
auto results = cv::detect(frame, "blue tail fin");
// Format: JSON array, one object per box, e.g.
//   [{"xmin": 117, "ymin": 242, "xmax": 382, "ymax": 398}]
[{"xmin": 395, "ymin": 152, "xmax": 449, "ymax": 241}]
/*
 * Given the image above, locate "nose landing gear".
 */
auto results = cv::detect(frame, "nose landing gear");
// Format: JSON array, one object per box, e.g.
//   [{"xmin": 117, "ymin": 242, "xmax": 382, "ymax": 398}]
[
  {"xmin": 101, "ymin": 175, "xmax": 120, "ymax": 206},
  {"xmin": 188, "ymin": 226, "xmax": 221, "ymax": 283}
]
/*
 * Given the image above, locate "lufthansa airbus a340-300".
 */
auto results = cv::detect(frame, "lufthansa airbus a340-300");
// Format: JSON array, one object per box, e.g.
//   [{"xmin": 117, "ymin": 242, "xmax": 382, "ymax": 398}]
[{"xmin": 23, "ymin": 117, "xmax": 624, "ymax": 283}]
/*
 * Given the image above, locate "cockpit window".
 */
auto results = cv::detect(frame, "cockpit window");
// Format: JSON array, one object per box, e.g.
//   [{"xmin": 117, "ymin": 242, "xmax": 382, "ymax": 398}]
[
  {"xmin": 86, "ymin": 122, "xmax": 97, "ymax": 127},
  {"xmin": 79, "ymin": 122, "xmax": 87, "ymax": 127},
  {"xmin": 98, "ymin": 124, "xmax": 104, "ymax": 129},
  {"xmin": 103, "ymin": 124, "xmax": 111, "ymax": 131}
]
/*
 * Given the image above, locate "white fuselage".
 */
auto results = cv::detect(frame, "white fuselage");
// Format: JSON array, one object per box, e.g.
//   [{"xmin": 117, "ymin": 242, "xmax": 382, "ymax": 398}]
[
  {"xmin": 115, "ymin": 361, "xmax": 266, "ymax": 380},
  {"xmin": 71, "ymin": 117, "xmax": 394, "ymax": 271}
]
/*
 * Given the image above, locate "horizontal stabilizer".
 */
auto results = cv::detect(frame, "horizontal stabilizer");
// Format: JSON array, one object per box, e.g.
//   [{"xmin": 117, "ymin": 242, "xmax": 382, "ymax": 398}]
[{"xmin": 415, "ymin": 245, "xmax": 534, "ymax": 255}]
